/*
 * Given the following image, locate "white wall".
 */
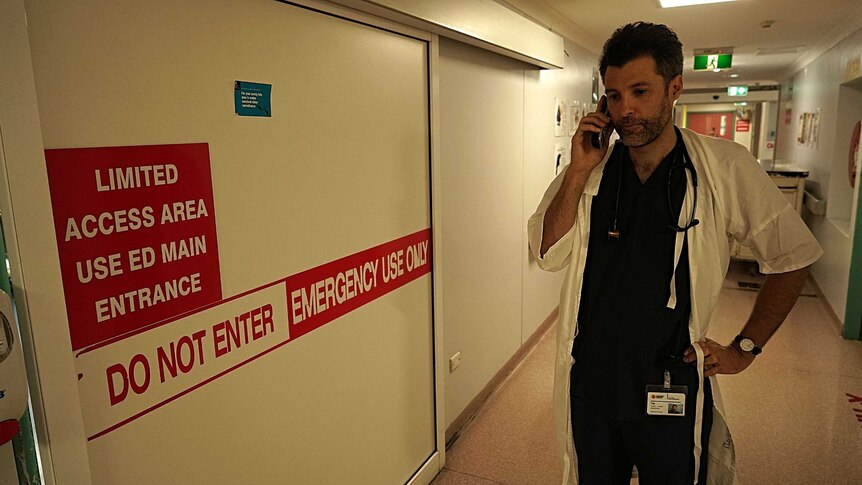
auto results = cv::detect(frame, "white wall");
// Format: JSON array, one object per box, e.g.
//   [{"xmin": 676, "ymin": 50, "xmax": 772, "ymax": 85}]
[
  {"xmin": 439, "ymin": 37, "xmax": 526, "ymax": 429},
  {"xmin": 439, "ymin": 36, "xmax": 594, "ymax": 428},
  {"xmin": 522, "ymin": 39, "xmax": 597, "ymax": 340},
  {"xmin": 775, "ymin": 26, "xmax": 862, "ymax": 323}
]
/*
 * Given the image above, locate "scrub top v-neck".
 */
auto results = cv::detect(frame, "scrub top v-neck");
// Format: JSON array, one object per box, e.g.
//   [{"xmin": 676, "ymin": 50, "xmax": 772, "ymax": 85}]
[{"xmin": 570, "ymin": 136, "xmax": 696, "ymax": 421}]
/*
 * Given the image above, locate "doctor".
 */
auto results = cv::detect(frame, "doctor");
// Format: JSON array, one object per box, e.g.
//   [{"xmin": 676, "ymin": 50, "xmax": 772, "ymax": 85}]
[{"xmin": 528, "ymin": 22, "xmax": 822, "ymax": 484}]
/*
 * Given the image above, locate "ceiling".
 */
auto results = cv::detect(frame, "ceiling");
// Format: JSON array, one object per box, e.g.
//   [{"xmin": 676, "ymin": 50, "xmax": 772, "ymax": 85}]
[{"xmin": 536, "ymin": 0, "xmax": 862, "ymax": 90}]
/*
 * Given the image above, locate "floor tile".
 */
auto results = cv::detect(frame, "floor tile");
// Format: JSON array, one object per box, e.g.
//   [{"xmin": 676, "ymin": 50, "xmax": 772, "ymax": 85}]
[
  {"xmin": 430, "ymin": 468, "xmax": 502, "ymax": 484},
  {"xmin": 718, "ymin": 368, "xmax": 862, "ymax": 484},
  {"xmin": 442, "ymin": 328, "xmax": 561, "ymax": 485}
]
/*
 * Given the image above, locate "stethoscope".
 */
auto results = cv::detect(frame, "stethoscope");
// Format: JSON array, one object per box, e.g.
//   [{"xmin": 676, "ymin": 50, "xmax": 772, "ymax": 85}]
[{"xmin": 607, "ymin": 130, "xmax": 699, "ymax": 240}]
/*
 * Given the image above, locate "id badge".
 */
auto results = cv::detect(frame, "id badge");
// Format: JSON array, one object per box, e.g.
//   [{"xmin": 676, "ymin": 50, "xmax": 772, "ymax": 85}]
[{"xmin": 646, "ymin": 384, "xmax": 688, "ymax": 416}]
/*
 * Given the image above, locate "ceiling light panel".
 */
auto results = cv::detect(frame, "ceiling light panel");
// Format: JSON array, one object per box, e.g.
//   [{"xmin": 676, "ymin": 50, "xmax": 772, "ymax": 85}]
[
  {"xmin": 756, "ymin": 46, "xmax": 806, "ymax": 56},
  {"xmin": 659, "ymin": 0, "xmax": 737, "ymax": 8}
]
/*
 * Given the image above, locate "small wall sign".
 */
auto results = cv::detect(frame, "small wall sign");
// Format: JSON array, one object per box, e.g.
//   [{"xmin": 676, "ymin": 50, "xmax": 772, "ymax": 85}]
[{"xmin": 234, "ymin": 81, "xmax": 272, "ymax": 117}]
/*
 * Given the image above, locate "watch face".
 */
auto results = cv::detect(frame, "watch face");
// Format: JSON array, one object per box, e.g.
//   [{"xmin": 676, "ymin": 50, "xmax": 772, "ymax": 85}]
[{"xmin": 740, "ymin": 338, "xmax": 755, "ymax": 352}]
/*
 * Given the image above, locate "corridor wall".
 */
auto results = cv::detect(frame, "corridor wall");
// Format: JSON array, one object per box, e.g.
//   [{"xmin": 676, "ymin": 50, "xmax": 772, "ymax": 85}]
[
  {"xmin": 775, "ymin": 25, "xmax": 862, "ymax": 333},
  {"xmin": 438, "ymin": 36, "xmax": 598, "ymax": 431}
]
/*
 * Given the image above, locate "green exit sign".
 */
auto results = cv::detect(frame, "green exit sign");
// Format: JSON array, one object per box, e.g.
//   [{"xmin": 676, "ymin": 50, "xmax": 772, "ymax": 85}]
[
  {"xmin": 727, "ymin": 85, "xmax": 749, "ymax": 96},
  {"xmin": 694, "ymin": 53, "xmax": 732, "ymax": 70}
]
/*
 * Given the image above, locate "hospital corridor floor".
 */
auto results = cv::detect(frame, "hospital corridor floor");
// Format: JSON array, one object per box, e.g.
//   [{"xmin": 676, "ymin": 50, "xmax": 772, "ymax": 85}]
[{"xmin": 431, "ymin": 263, "xmax": 862, "ymax": 484}]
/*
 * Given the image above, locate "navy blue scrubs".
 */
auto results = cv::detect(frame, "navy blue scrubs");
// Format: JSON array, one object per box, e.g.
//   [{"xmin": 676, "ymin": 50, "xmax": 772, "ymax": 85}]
[{"xmin": 570, "ymin": 134, "xmax": 713, "ymax": 484}]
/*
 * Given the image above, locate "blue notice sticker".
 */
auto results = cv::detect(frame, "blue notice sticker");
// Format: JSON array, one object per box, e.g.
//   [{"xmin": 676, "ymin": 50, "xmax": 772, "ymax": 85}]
[{"xmin": 234, "ymin": 81, "xmax": 272, "ymax": 117}]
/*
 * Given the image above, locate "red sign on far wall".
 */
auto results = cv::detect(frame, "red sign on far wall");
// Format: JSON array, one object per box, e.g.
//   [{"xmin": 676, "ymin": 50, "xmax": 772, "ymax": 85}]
[
  {"xmin": 736, "ymin": 119, "xmax": 750, "ymax": 132},
  {"xmin": 45, "ymin": 143, "xmax": 222, "ymax": 352}
]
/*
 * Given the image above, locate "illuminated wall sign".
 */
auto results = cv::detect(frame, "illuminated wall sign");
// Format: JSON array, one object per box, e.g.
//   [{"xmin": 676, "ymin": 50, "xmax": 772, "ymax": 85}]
[
  {"xmin": 694, "ymin": 53, "xmax": 732, "ymax": 70},
  {"xmin": 728, "ymin": 85, "xmax": 749, "ymax": 96}
]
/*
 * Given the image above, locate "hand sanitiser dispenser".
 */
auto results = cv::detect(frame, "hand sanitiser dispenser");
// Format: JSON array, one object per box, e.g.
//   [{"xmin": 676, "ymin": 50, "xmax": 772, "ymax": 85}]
[{"xmin": 0, "ymin": 289, "xmax": 27, "ymax": 445}]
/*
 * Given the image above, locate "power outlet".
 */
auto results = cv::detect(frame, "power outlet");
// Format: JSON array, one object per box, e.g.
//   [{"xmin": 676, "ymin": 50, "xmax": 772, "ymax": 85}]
[{"xmin": 449, "ymin": 352, "xmax": 461, "ymax": 372}]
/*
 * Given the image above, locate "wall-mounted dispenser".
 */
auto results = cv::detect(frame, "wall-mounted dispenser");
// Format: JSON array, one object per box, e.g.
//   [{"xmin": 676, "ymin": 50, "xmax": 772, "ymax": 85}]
[{"xmin": 0, "ymin": 289, "xmax": 26, "ymax": 445}]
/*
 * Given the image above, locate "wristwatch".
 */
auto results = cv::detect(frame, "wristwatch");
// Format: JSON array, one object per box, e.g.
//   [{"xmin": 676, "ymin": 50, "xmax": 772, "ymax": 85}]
[{"xmin": 733, "ymin": 335, "xmax": 762, "ymax": 356}]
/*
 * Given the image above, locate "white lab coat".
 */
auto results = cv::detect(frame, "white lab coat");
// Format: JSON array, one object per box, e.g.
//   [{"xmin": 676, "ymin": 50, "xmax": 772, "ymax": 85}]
[{"xmin": 527, "ymin": 128, "xmax": 823, "ymax": 485}]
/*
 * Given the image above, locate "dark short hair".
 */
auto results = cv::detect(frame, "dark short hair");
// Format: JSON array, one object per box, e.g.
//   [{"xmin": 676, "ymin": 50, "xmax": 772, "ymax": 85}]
[{"xmin": 599, "ymin": 22, "xmax": 683, "ymax": 85}]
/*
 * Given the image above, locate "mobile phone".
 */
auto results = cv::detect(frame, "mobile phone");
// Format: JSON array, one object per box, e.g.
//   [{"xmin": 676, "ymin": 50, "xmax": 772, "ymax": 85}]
[{"xmin": 592, "ymin": 96, "xmax": 611, "ymax": 149}]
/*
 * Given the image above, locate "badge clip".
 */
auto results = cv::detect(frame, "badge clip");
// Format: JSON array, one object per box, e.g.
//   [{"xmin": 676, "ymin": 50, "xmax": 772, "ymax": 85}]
[{"xmin": 646, "ymin": 370, "xmax": 688, "ymax": 417}]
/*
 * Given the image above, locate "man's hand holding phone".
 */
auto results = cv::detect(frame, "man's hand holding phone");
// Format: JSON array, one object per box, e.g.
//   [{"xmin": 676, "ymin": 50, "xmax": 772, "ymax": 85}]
[
  {"xmin": 570, "ymin": 95, "xmax": 613, "ymax": 176},
  {"xmin": 539, "ymin": 96, "xmax": 614, "ymax": 255}
]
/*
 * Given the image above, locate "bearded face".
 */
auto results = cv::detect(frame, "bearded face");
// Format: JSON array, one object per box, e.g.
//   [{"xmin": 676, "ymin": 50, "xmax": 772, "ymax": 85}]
[{"xmin": 613, "ymin": 91, "xmax": 673, "ymax": 148}]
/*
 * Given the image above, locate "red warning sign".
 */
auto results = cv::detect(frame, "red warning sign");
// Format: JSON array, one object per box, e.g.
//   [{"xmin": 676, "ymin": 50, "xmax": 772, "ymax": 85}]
[
  {"xmin": 286, "ymin": 229, "xmax": 431, "ymax": 341},
  {"xmin": 45, "ymin": 143, "xmax": 222, "ymax": 351}
]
